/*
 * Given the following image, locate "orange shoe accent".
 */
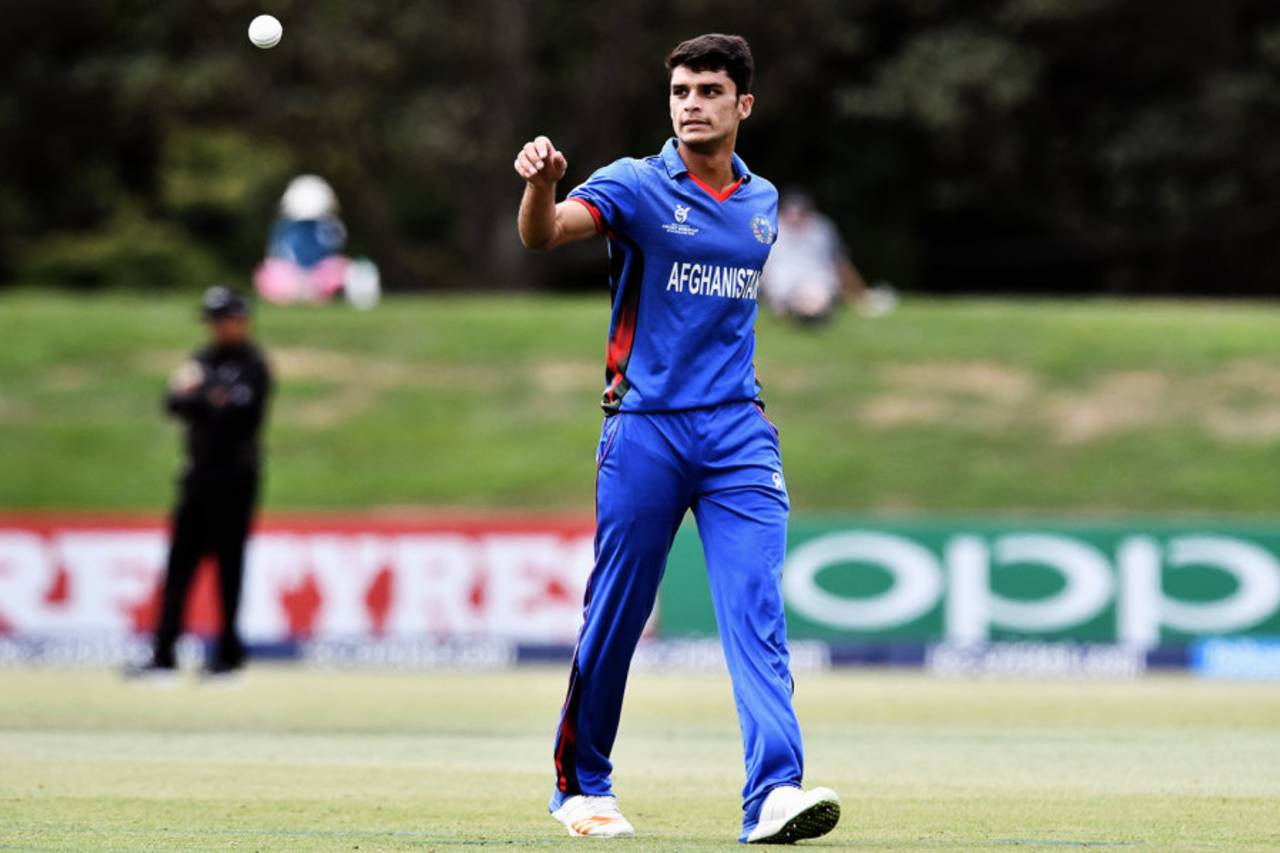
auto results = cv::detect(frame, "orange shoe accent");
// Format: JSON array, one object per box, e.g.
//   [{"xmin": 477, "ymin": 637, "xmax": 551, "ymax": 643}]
[{"xmin": 570, "ymin": 816, "xmax": 621, "ymax": 835}]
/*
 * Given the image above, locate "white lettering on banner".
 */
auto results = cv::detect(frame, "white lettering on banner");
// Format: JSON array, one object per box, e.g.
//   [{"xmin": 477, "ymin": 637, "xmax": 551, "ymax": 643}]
[
  {"xmin": 479, "ymin": 535, "xmax": 595, "ymax": 641},
  {"xmin": 1118, "ymin": 535, "xmax": 1280, "ymax": 643},
  {"xmin": 989, "ymin": 534, "xmax": 1114, "ymax": 631},
  {"xmin": 0, "ymin": 527, "xmax": 595, "ymax": 644},
  {"xmin": 1115, "ymin": 537, "xmax": 1161, "ymax": 647},
  {"xmin": 782, "ymin": 532, "xmax": 943, "ymax": 630},
  {"xmin": 239, "ymin": 534, "xmax": 308, "ymax": 640},
  {"xmin": 389, "ymin": 535, "xmax": 480, "ymax": 637},
  {"xmin": 307, "ymin": 535, "xmax": 395, "ymax": 636},
  {"xmin": 9, "ymin": 523, "xmax": 1280, "ymax": 649},
  {"xmin": 781, "ymin": 530, "xmax": 1280, "ymax": 648},
  {"xmin": 0, "ymin": 532, "xmax": 55, "ymax": 631},
  {"xmin": 0, "ymin": 531, "xmax": 166, "ymax": 634},
  {"xmin": 944, "ymin": 536, "xmax": 987, "ymax": 644},
  {"xmin": 55, "ymin": 533, "xmax": 165, "ymax": 633},
  {"xmin": 928, "ymin": 642, "xmax": 1146, "ymax": 679},
  {"xmin": 1164, "ymin": 537, "xmax": 1280, "ymax": 631},
  {"xmin": 944, "ymin": 535, "xmax": 1113, "ymax": 642}
]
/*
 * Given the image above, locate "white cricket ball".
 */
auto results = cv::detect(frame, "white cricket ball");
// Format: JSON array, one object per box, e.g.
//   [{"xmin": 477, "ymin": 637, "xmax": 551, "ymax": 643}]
[{"xmin": 248, "ymin": 14, "xmax": 283, "ymax": 49}]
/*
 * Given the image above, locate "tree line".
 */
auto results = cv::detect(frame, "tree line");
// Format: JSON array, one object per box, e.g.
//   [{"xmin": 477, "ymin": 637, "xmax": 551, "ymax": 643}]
[{"xmin": 2, "ymin": 0, "xmax": 1278, "ymax": 295}]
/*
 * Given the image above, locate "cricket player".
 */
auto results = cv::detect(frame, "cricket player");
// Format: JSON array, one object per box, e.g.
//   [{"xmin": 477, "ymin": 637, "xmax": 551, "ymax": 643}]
[{"xmin": 513, "ymin": 34, "xmax": 840, "ymax": 844}]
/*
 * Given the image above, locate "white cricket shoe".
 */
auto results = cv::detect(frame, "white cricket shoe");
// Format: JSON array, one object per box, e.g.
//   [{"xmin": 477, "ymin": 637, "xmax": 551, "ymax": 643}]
[
  {"xmin": 551, "ymin": 795, "xmax": 636, "ymax": 838},
  {"xmin": 745, "ymin": 785, "xmax": 841, "ymax": 844},
  {"xmin": 121, "ymin": 661, "xmax": 181, "ymax": 688}
]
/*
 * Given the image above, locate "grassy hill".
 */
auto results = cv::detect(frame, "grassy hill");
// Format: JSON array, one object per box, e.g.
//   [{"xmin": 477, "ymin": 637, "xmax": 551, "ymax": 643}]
[{"xmin": 2, "ymin": 289, "xmax": 1279, "ymax": 515}]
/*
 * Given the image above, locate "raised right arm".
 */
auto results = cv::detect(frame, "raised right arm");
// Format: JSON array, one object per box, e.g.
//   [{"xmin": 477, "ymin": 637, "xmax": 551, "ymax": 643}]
[{"xmin": 515, "ymin": 135, "xmax": 599, "ymax": 251}]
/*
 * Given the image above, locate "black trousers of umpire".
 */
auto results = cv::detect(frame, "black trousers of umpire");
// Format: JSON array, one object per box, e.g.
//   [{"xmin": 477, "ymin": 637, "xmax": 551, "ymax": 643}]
[{"xmin": 153, "ymin": 466, "xmax": 259, "ymax": 669}]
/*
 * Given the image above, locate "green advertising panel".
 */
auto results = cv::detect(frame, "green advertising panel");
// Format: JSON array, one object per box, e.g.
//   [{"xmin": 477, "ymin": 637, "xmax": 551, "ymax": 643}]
[{"xmin": 659, "ymin": 517, "xmax": 1280, "ymax": 646}]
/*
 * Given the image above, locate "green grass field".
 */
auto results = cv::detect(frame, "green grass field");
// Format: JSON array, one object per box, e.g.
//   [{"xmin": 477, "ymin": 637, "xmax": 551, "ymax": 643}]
[
  {"xmin": 3, "ymin": 290, "xmax": 1280, "ymax": 514},
  {"xmin": 1, "ymin": 668, "xmax": 1278, "ymax": 850}
]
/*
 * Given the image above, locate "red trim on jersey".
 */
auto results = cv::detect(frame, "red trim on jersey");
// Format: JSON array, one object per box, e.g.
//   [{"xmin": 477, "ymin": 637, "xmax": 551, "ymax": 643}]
[
  {"xmin": 554, "ymin": 659, "xmax": 583, "ymax": 793},
  {"xmin": 606, "ymin": 296, "xmax": 637, "ymax": 385},
  {"xmin": 568, "ymin": 196, "xmax": 605, "ymax": 234},
  {"xmin": 604, "ymin": 373, "xmax": 623, "ymax": 404},
  {"xmin": 753, "ymin": 401, "xmax": 780, "ymax": 437},
  {"xmin": 687, "ymin": 173, "xmax": 744, "ymax": 203}
]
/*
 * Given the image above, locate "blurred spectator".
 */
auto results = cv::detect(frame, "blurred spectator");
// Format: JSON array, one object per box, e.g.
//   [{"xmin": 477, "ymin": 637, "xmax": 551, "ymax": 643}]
[
  {"xmin": 254, "ymin": 175, "xmax": 381, "ymax": 310},
  {"xmin": 126, "ymin": 287, "xmax": 272, "ymax": 682},
  {"xmin": 762, "ymin": 190, "xmax": 895, "ymax": 324}
]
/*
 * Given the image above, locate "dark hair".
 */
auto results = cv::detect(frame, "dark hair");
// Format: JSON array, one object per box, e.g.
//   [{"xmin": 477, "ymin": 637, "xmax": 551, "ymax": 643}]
[
  {"xmin": 665, "ymin": 33, "xmax": 754, "ymax": 96},
  {"xmin": 780, "ymin": 188, "xmax": 815, "ymax": 213}
]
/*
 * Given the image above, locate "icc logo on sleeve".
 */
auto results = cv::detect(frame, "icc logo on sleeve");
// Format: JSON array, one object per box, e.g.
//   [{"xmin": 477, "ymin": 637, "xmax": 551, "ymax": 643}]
[{"xmin": 674, "ymin": 205, "xmax": 690, "ymax": 223}]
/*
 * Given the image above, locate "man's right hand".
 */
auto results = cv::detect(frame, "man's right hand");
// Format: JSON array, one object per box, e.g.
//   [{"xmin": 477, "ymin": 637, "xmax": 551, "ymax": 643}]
[
  {"xmin": 169, "ymin": 361, "xmax": 205, "ymax": 396},
  {"xmin": 514, "ymin": 136, "xmax": 568, "ymax": 187},
  {"xmin": 515, "ymin": 136, "xmax": 596, "ymax": 251}
]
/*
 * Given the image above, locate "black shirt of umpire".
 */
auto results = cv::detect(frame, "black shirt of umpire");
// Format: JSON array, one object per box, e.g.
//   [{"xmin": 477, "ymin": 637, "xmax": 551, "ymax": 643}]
[{"xmin": 166, "ymin": 341, "xmax": 271, "ymax": 474}]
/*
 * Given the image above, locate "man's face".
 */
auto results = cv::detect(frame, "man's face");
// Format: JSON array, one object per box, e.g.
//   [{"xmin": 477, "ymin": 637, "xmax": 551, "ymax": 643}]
[
  {"xmin": 781, "ymin": 200, "xmax": 813, "ymax": 228},
  {"xmin": 208, "ymin": 316, "xmax": 250, "ymax": 347},
  {"xmin": 669, "ymin": 66, "xmax": 753, "ymax": 149}
]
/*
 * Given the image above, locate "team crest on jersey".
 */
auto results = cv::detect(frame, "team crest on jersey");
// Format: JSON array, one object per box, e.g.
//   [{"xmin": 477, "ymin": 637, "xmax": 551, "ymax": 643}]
[
  {"xmin": 674, "ymin": 204, "xmax": 690, "ymax": 223},
  {"xmin": 751, "ymin": 214, "xmax": 774, "ymax": 244}
]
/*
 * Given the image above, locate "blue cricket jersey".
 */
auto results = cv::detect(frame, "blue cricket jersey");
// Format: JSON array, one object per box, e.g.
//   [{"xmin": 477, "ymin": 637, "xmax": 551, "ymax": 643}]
[
  {"xmin": 568, "ymin": 137, "xmax": 778, "ymax": 413},
  {"xmin": 267, "ymin": 216, "xmax": 347, "ymax": 269}
]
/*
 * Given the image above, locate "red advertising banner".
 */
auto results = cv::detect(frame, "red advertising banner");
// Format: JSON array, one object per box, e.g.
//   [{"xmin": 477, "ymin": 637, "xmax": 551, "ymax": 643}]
[{"xmin": 0, "ymin": 513, "xmax": 596, "ymax": 646}]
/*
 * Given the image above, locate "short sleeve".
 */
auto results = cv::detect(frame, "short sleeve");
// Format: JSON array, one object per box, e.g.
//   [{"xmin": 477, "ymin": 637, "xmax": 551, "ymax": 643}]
[{"xmin": 567, "ymin": 159, "xmax": 639, "ymax": 237}]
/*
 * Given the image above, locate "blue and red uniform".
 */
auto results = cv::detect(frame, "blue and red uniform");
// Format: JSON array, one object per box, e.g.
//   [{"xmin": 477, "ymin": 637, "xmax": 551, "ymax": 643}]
[{"xmin": 550, "ymin": 138, "xmax": 804, "ymax": 841}]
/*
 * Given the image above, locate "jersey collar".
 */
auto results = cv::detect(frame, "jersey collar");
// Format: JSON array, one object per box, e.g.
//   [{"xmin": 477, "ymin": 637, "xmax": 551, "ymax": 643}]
[{"xmin": 660, "ymin": 137, "xmax": 753, "ymax": 188}]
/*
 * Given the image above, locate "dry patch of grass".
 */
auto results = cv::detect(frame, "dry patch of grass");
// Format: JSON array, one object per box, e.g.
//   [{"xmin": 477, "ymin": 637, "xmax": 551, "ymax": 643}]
[
  {"xmin": 130, "ymin": 347, "xmax": 601, "ymax": 429},
  {"xmin": 861, "ymin": 358, "xmax": 1280, "ymax": 444}
]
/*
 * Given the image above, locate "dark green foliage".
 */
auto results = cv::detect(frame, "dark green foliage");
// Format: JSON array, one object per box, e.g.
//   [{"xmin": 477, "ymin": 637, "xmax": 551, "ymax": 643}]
[{"xmin": 1, "ymin": 0, "xmax": 1278, "ymax": 293}]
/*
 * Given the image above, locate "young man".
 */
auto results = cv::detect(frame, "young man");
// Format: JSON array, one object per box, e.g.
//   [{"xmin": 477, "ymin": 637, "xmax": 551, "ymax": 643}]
[
  {"xmin": 513, "ymin": 34, "xmax": 840, "ymax": 844},
  {"xmin": 126, "ymin": 286, "xmax": 272, "ymax": 681}
]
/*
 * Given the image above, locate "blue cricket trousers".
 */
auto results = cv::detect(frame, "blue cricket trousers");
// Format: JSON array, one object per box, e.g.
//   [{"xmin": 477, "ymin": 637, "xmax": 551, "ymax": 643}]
[{"xmin": 550, "ymin": 399, "xmax": 804, "ymax": 839}]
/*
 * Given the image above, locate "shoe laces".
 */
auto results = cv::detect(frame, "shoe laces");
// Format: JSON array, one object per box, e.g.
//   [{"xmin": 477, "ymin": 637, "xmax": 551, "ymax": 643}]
[
  {"xmin": 580, "ymin": 796, "xmax": 623, "ymax": 819},
  {"xmin": 761, "ymin": 786, "xmax": 804, "ymax": 820}
]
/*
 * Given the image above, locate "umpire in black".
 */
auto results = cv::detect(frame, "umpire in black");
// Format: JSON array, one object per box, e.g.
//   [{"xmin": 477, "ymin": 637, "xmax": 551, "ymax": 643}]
[{"xmin": 131, "ymin": 286, "xmax": 272, "ymax": 679}]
